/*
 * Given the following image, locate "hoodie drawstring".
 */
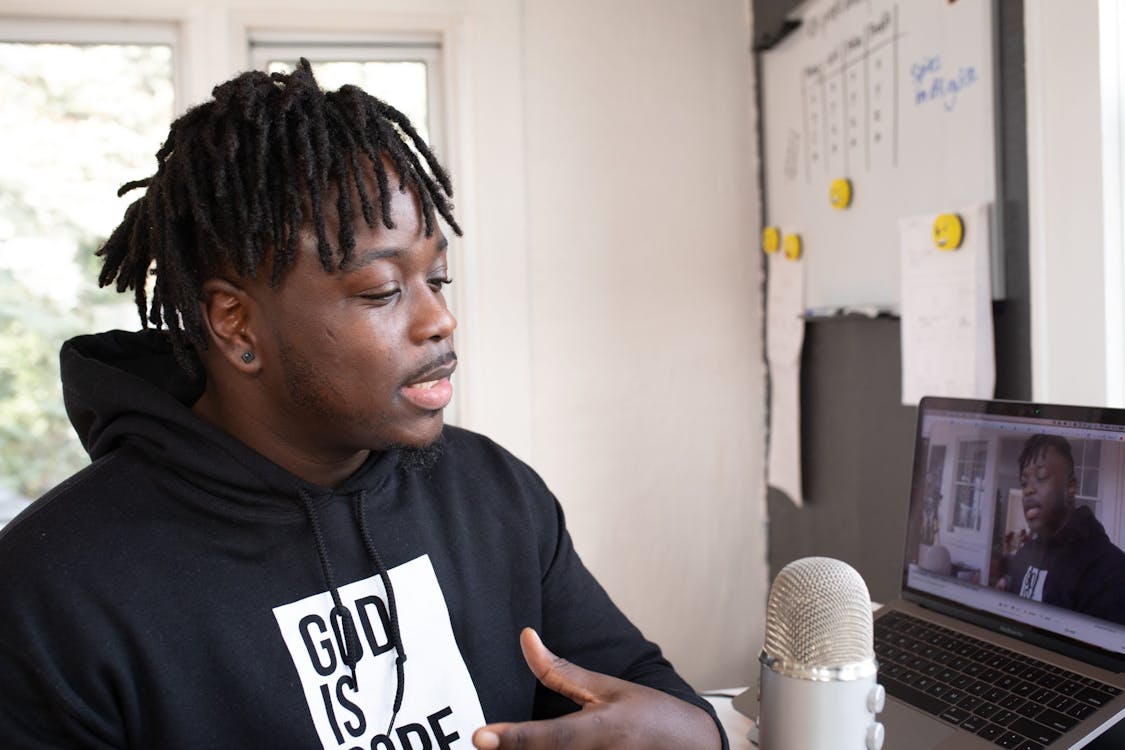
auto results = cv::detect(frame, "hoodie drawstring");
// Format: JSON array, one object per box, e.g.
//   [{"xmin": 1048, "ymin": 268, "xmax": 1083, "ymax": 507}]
[
  {"xmin": 355, "ymin": 490, "xmax": 407, "ymax": 735},
  {"xmin": 300, "ymin": 488, "xmax": 362, "ymax": 676},
  {"xmin": 298, "ymin": 487, "xmax": 407, "ymax": 736}
]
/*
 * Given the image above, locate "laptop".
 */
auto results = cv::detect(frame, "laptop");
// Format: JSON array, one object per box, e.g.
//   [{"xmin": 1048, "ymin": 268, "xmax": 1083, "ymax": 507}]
[{"xmin": 738, "ymin": 396, "xmax": 1125, "ymax": 749}]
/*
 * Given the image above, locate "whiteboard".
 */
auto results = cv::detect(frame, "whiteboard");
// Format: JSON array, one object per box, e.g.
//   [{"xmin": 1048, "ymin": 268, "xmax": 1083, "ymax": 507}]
[{"xmin": 760, "ymin": 0, "xmax": 998, "ymax": 309}]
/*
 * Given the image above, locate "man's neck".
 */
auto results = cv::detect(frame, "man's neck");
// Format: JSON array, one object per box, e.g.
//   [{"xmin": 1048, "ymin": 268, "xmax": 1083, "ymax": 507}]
[{"xmin": 191, "ymin": 384, "xmax": 370, "ymax": 487}]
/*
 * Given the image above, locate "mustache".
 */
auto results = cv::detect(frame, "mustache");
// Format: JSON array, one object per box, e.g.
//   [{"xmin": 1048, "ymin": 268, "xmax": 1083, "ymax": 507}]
[{"xmin": 402, "ymin": 350, "xmax": 457, "ymax": 385}]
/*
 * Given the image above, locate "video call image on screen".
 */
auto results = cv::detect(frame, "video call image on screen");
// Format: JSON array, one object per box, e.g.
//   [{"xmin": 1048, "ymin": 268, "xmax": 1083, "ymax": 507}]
[{"xmin": 904, "ymin": 410, "xmax": 1125, "ymax": 655}]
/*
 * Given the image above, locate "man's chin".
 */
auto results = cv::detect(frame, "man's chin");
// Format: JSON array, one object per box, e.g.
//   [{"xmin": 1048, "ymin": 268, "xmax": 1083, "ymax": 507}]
[{"xmin": 396, "ymin": 437, "xmax": 445, "ymax": 472}]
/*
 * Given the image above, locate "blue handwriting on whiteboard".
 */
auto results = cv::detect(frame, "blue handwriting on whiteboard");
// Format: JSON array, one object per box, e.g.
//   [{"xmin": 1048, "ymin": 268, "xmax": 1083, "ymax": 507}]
[{"xmin": 911, "ymin": 55, "xmax": 978, "ymax": 113}]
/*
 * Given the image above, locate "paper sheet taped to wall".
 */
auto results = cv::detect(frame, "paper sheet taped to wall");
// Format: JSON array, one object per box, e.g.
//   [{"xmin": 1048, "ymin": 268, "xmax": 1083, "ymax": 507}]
[
  {"xmin": 766, "ymin": 251, "xmax": 805, "ymax": 506},
  {"xmin": 899, "ymin": 203, "xmax": 995, "ymax": 406}
]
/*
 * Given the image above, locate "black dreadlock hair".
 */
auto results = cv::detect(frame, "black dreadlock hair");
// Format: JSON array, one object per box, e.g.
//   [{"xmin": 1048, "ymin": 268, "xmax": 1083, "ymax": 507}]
[
  {"xmin": 97, "ymin": 58, "xmax": 461, "ymax": 372},
  {"xmin": 1018, "ymin": 434, "xmax": 1076, "ymax": 481}
]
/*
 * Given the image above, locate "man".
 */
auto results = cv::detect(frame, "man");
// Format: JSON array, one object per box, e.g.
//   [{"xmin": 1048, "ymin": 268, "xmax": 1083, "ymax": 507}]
[
  {"xmin": 0, "ymin": 61, "xmax": 725, "ymax": 749},
  {"xmin": 996, "ymin": 434, "xmax": 1125, "ymax": 625}
]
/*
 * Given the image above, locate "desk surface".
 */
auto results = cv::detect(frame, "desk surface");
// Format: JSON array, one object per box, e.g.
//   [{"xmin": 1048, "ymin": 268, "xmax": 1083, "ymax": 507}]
[
  {"xmin": 705, "ymin": 691, "xmax": 755, "ymax": 750},
  {"xmin": 707, "ymin": 687, "xmax": 1125, "ymax": 750}
]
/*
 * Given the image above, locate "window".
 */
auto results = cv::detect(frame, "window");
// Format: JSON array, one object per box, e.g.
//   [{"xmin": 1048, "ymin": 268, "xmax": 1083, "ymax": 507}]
[
  {"xmin": 1071, "ymin": 438, "xmax": 1102, "ymax": 517},
  {"xmin": 0, "ymin": 21, "xmax": 177, "ymax": 523},
  {"xmin": 951, "ymin": 439, "xmax": 988, "ymax": 531}
]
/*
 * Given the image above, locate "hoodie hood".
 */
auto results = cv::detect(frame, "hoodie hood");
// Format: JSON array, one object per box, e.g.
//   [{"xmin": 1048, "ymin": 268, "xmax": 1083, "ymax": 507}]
[
  {"xmin": 61, "ymin": 329, "xmax": 409, "ymax": 728},
  {"xmin": 1049, "ymin": 504, "xmax": 1108, "ymax": 547},
  {"xmin": 61, "ymin": 329, "xmax": 398, "ymax": 515}
]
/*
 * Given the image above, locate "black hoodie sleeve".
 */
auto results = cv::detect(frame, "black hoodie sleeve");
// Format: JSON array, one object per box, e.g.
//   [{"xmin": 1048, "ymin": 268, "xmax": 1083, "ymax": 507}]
[
  {"xmin": 1071, "ymin": 536, "xmax": 1125, "ymax": 625},
  {"xmin": 0, "ymin": 642, "xmax": 122, "ymax": 749}
]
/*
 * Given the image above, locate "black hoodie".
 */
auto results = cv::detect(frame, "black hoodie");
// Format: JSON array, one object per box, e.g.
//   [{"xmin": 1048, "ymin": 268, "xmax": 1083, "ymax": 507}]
[
  {"xmin": 1003, "ymin": 505, "xmax": 1125, "ymax": 625},
  {"xmin": 0, "ymin": 330, "xmax": 726, "ymax": 748}
]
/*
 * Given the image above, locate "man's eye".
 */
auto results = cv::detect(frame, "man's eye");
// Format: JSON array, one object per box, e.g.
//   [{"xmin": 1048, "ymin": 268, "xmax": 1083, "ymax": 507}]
[
  {"xmin": 361, "ymin": 288, "xmax": 400, "ymax": 302},
  {"xmin": 429, "ymin": 276, "xmax": 453, "ymax": 291}
]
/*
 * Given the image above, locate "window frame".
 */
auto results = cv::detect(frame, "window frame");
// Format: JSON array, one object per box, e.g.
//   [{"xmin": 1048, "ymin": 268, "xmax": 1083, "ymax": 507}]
[
  {"xmin": 0, "ymin": 17, "xmax": 184, "ymax": 113},
  {"xmin": 951, "ymin": 438, "xmax": 988, "ymax": 532}
]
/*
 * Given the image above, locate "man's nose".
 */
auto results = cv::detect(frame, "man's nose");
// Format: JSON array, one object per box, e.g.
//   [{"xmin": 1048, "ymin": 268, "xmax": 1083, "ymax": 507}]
[{"xmin": 411, "ymin": 289, "xmax": 457, "ymax": 342}]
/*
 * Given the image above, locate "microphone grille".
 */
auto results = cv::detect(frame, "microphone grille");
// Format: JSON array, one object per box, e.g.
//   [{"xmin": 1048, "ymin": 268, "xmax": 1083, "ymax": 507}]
[{"xmin": 763, "ymin": 556, "xmax": 874, "ymax": 668}]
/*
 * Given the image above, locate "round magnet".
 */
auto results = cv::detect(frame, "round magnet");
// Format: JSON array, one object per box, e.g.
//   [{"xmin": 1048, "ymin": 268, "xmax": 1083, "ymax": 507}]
[
  {"xmin": 933, "ymin": 213, "xmax": 964, "ymax": 250},
  {"xmin": 829, "ymin": 178, "xmax": 853, "ymax": 209},
  {"xmin": 783, "ymin": 233, "xmax": 802, "ymax": 261},
  {"xmin": 762, "ymin": 226, "xmax": 781, "ymax": 254}
]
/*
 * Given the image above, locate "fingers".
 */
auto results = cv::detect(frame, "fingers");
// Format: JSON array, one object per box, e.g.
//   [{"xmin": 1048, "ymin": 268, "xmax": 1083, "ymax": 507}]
[
  {"xmin": 471, "ymin": 629, "xmax": 628, "ymax": 749},
  {"xmin": 472, "ymin": 725, "xmax": 504, "ymax": 750},
  {"xmin": 518, "ymin": 628, "xmax": 599, "ymax": 706},
  {"xmin": 473, "ymin": 716, "xmax": 585, "ymax": 750},
  {"xmin": 472, "ymin": 692, "xmax": 721, "ymax": 750}
]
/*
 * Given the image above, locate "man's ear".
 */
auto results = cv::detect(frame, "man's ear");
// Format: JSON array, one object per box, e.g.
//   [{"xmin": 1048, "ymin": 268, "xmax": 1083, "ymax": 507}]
[{"xmin": 199, "ymin": 278, "xmax": 260, "ymax": 372}]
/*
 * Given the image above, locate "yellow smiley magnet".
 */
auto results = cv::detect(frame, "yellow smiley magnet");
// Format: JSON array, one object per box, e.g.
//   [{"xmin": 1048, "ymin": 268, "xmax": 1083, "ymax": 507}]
[
  {"xmin": 829, "ymin": 178, "xmax": 853, "ymax": 209},
  {"xmin": 933, "ymin": 213, "xmax": 964, "ymax": 250},
  {"xmin": 762, "ymin": 226, "xmax": 781, "ymax": 254},
  {"xmin": 782, "ymin": 233, "xmax": 802, "ymax": 261}
]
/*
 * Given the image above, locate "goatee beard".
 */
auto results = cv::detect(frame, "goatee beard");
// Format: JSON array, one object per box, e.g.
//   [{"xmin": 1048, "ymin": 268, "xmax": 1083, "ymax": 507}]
[{"xmin": 396, "ymin": 438, "xmax": 444, "ymax": 472}]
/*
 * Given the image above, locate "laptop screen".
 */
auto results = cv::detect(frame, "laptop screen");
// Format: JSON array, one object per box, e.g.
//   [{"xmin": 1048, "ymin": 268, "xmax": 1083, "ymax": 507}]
[{"xmin": 903, "ymin": 397, "xmax": 1125, "ymax": 658}]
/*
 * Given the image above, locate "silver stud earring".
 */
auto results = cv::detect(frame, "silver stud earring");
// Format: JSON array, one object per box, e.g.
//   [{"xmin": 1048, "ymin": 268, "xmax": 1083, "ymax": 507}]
[{"xmin": 241, "ymin": 351, "xmax": 255, "ymax": 364}]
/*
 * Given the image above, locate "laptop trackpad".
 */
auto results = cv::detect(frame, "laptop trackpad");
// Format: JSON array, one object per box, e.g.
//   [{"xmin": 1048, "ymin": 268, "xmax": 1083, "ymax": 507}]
[{"xmin": 881, "ymin": 700, "xmax": 956, "ymax": 750}]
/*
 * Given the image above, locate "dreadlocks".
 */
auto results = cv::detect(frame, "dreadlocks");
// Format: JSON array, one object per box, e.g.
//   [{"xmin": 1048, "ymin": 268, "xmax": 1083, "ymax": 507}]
[
  {"xmin": 1019, "ymin": 434, "xmax": 1076, "ymax": 480},
  {"xmin": 97, "ymin": 58, "xmax": 461, "ymax": 371}
]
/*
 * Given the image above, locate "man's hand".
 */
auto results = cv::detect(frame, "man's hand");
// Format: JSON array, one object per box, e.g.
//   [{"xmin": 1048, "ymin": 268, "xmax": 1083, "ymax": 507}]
[{"xmin": 472, "ymin": 628, "xmax": 721, "ymax": 750}]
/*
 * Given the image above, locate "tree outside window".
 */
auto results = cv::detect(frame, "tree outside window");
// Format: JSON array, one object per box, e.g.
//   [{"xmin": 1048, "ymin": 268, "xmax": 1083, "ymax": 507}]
[{"xmin": 0, "ymin": 41, "xmax": 174, "ymax": 520}]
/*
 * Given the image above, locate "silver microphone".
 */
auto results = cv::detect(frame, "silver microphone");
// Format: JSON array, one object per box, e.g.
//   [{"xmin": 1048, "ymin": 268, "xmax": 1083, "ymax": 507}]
[{"xmin": 757, "ymin": 557, "xmax": 885, "ymax": 750}]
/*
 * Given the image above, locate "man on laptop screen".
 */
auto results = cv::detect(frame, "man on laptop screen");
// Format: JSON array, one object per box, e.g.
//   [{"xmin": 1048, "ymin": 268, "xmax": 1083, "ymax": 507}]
[
  {"xmin": 995, "ymin": 435, "xmax": 1125, "ymax": 625},
  {"xmin": 903, "ymin": 405, "xmax": 1125, "ymax": 653}
]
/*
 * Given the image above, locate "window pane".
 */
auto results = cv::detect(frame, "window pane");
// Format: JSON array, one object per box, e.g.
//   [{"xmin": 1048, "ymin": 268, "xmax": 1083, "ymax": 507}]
[
  {"xmin": 1082, "ymin": 468, "xmax": 1099, "ymax": 498},
  {"xmin": 952, "ymin": 440, "xmax": 987, "ymax": 531},
  {"xmin": 0, "ymin": 42, "xmax": 174, "ymax": 519}
]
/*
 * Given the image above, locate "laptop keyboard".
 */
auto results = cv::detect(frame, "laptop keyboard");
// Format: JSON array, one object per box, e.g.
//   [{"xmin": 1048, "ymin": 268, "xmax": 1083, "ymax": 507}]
[{"xmin": 874, "ymin": 610, "xmax": 1122, "ymax": 750}]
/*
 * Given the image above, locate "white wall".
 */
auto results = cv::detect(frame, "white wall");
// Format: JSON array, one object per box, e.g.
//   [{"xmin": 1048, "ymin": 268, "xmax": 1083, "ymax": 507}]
[
  {"xmin": 1, "ymin": 0, "xmax": 768, "ymax": 690},
  {"xmin": 520, "ymin": 0, "xmax": 766, "ymax": 689},
  {"xmin": 1026, "ymin": 0, "xmax": 1122, "ymax": 407}
]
